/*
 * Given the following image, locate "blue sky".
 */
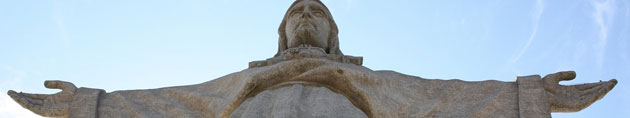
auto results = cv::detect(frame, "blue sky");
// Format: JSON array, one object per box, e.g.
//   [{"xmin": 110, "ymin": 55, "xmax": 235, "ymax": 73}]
[{"xmin": 1, "ymin": 0, "xmax": 628, "ymax": 117}]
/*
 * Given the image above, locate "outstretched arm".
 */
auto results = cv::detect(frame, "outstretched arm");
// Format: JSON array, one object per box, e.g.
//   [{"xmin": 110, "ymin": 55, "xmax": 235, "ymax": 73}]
[{"xmin": 542, "ymin": 71, "xmax": 617, "ymax": 112}]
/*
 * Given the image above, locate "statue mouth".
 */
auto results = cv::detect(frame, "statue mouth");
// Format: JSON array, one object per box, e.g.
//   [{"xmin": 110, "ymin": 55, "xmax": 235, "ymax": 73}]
[
  {"xmin": 296, "ymin": 21, "xmax": 317, "ymax": 30},
  {"xmin": 294, "ymin": 22, "xmax": 318, "ymax": 40}
]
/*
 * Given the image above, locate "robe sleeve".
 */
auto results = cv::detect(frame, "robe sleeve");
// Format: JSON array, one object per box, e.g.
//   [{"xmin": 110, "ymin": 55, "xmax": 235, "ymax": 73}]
[
  {"xmin": 368, "ymin": 71, "xmax": 551, "ymax": 118},
  {"xmin": 68, "ymin": 87, "xmax": 104, "ymax": 118},
  {"xmin": 516, "ymin": 75, "xmax": 551, "ymax": 118},
  {"xmin": 67, "ymin": 84, "xmax": 229, "ymax": 118},
  {"xmin": 65, "ymin": 70, "xmax": 255, "ymax": 118}
]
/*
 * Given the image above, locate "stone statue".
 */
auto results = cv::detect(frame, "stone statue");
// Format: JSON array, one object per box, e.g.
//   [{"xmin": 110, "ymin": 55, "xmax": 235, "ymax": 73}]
[{"xmin": 7, "ymin": 0, "xmax": 617, "ymax": 117}]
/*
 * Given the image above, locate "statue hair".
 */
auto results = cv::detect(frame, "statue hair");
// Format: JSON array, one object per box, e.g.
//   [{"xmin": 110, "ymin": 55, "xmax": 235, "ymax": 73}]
[{"xmin": 275, "ymin": 0, "xmax": 343, "ymax": 57}]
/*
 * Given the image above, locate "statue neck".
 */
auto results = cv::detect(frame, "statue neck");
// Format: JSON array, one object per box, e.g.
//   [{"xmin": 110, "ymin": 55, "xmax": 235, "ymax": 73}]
[{"xmin": 249, "ymin": 47, "xmax": 362, "ymax": 68}]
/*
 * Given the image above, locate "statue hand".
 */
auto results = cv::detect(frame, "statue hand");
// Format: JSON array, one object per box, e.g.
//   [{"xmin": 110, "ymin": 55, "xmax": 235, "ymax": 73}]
[
  {"xmin": 542, "ymin": 71, "xmax": 617, "ymax": 112},
  {"xmin": 7, "ymin": 80, "xmax": 77, "ymax": 117}
]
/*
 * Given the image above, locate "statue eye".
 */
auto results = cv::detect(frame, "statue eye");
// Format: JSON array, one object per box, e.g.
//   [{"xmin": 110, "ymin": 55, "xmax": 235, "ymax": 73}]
[
  {"xmin": 291, "ymin": 11, "xmax": 302, "ymax": 17},
  {"xmin": 313, "ymin": 10, "xmax": 325, "ymax": 17}
]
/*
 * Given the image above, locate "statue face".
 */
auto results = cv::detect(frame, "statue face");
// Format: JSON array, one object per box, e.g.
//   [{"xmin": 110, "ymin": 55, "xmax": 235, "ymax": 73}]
[{"xmin": 284, "ymin": 0, "xmax": 331, "ymax": 49}]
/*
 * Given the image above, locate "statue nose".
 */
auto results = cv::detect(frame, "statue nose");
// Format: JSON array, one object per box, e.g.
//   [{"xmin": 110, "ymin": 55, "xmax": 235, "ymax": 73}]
[{"xmin": 301, "ymin": 11, "xmax": 312, "ymax": 19}]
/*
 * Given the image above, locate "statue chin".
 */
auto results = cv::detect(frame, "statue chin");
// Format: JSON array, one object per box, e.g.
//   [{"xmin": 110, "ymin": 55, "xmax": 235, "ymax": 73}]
[
  {"xmin": 289, "ymin": 28, "xmax": 325, "ymax": 48},
  {"xmin": 296, "ymin": 30, "xmax": 315, "ymax": 40},
  {"xmin": 248, "ymin": 46, "xmax": 363, "ymax": 68}
]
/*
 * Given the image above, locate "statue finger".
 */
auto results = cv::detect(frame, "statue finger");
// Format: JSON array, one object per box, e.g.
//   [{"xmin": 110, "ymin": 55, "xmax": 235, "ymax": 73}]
[
  {"xmin": 581, "ymin": 79, "xmax": 618, "ymax": 96},
  {"xmin": 546, "ymin": 85, "xmax": 581, "ymax": 97},
  {"xmin": 543, "ymin": 71, "xmax": 576, "ymax": 84},
  {"xmin": 573, "ymin": 82, "xmax": 604, "ymax": 91},
  {"xmin": 20, "ymin": 92, "xmax": 49, "ymax": 100},
  {"xmin": 44, "ymin": 80, "xmax": 77, "ymax": 93},
  {"xmin": 549, "ymin": 79, "xmax": 616, "ymax": 112},
  {"xmin": 575, "ymin": 87, "xmax": 608, "ymax": 109},
  {"xmin": 8, "ymin": 90, "xmax": 68, "ymax": 117},
  {"xmin": 575, "ymin": 80, "xmax": 616, "ymax": 107},
  {"xmin": 7, "ymin": 90, "xmax": 45, "ymax": 111},
  {"xmin": 578, "ymin": 84, "xmax": 603, "ymax": 97},
  {"xmin": 24, "ymin": 95, "xmax": 44, "ymax": 105},
  {"xmin": 600, "ymin": 79, "xmax": 617, "ymax": 95},
  {"xmin": 609, "ymin": 79, "xmax": 618, "ymax": 87},
  {"xmin": 11, "ymin": 91, "xmax": 45, "ymax": 105}
]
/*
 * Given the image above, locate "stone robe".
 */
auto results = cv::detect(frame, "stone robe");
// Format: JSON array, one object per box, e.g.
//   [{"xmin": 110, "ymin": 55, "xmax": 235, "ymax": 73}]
[{"xmin": 69, "ymin": 58, "xmax": 550, "ymax": 118}]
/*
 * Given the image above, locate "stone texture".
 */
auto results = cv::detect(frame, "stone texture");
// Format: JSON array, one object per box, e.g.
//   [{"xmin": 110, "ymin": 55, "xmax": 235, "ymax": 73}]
[
  {"xmin": 516, "ymin": 75, "xmax": 551, "ymax": 118},
  {"xmin": 69, "ymin": 88, "xmax": 105, "ymax": 118},
  {"xmin": 92, "ymin": 57, "xmax": 524, "ymax": 117},
  {"xmin": 55, "ymin": 56, "xmax": 613, "ymax": 118},
  {"xmin": 230, "ymin": 84, "xmax": 367, "ymax": 118}
]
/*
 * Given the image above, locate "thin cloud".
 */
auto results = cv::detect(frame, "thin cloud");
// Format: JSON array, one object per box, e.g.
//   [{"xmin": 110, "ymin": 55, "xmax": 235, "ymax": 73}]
[
  {"xmin": 622, "ymin": 1, "xmax": 630, "ymax": 78},
  {"xmin": 346, "ymin": 0, "xmax": 356, "ymax": 12},
  {"xmin": 508, "ymin": 0, "xmax": 544, "ymax": 64},
  {"xmin": 53, "ymin": 1, "xmax": 70, "ymax": 47},
  {"xmin": 592, "ymin": 0, "xmax": 615, "ymax": 71}
]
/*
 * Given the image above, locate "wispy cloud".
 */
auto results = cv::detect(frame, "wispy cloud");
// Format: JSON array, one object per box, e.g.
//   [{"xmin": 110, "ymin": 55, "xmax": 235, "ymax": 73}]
[
  {"xmin": 625, "ymin": 5, "xmax": 630, "ymax": 64},
  {"xmin": 343, "ymin": 0, "xmax": 356, "ymax": 11},
  {"xmin": 53, "ymin": 1, "xmax": 70, "ymax": 47},
  {"xmin": 508, "ymin": 0, "xmax": 544, "ymax": 64},
  {"xmin": 592, "ymin": 0, "xmax": 616, "ymax": 71},
  {"xmin": 346, "ymin": 0, "xmax": 354, "ymax": 5}
]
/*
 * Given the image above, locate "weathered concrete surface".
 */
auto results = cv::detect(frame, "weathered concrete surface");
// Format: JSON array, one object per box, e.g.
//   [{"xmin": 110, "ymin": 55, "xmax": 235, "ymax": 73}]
[
  {"xmin": 517, "ymin": 75, "xmax": 551, "ymax": 118},
  {"xmin": 68, "ymin": 88, "xmax": 104, "ymax": 118},
  {"xmin": 230, "ymin": 84, "xmax": 368, "ymax": 118},
  {"xmin": 77, "ymin": 57, "xmax": 525, "ymax": 117}
]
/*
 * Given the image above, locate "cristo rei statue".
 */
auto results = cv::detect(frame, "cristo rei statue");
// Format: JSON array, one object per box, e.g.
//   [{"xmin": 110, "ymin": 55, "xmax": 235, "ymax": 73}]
[{"xmin": 8, "ymin": 0, "xmax": 617, "ymax": 118}]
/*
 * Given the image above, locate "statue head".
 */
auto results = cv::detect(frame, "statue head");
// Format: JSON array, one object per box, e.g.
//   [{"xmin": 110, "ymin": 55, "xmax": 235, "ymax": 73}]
[{"xmin": 276, "ymin": 0, "xmax": 342, "ymax": 57}]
